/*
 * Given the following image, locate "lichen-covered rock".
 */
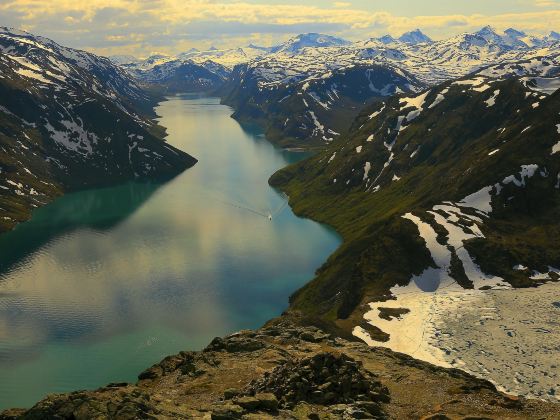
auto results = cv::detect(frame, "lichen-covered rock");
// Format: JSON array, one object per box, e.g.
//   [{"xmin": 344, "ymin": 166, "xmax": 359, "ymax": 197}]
[
  {"xmin": 205, "ymin": 336, "xmax": 266, "ymax": 353},
  {"xmin": 138, "ymin": 351, "xmax": 204, "ymax": 381},
  {"xmin": 211, "ymin": 403, "xmax": 244, "ymax": 420},
  {"xmin": 3, "ymin": 387, "xmax": 159, "ymax": 420}
]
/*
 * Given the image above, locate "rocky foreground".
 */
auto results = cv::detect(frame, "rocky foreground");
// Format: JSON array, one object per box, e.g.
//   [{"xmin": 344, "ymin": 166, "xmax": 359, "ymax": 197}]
[{"xmin": 2, "ymin": 321, "xmax": 558, "ymax": 419}]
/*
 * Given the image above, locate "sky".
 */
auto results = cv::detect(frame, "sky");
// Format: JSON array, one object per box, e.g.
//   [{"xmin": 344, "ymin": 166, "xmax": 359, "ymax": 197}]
[{"xmin": 1, "ymin": 0, "xmax": 560, "ymax": 57}]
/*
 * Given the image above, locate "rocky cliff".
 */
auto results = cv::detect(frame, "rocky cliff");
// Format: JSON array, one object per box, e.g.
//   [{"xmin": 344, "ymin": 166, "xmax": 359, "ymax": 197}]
[{"xmin": 2, "ymin": 321, "xmax": 558, "ymax": 419}]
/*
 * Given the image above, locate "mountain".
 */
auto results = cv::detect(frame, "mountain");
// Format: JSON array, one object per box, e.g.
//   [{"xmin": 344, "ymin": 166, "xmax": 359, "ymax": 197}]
[
  {"xmin": 108, "ymin": 28, "xmax": 559, "ymax": 151},
  {"xmin": 270, "ymin": 64, "xmax": 560, "ymax": 346},
  {"xmin": 126, "ymin": 58, "xmax": 230, "ymax": 93},
  {"xmin": 548, "ymin": 30, "xmax": 560, "ymax": 41},
  {"xmin": 214, "ymin": 27, "xmax": 559, "ymax": 148},
  {"xmin": 111, "ymin": 27, "xmax": 560, "ymax": 150},
  {"xmin": 270, "ymin": 33, "xmax": 350, "ymax": 54},
  {"xmin": 471, "ymin": 26, "xmax": 544, "ymax": 49},
  {"xmin": 176, "ymin": 45, "xmax": 268, "ymax": 68},
  {"xmin": 118, "ymin": 45, "xmax": 271, "ymax": 93},
  {"xmin": 0, "ymin": 27, "xmax": 197, "ymax": 233},
  {"xmin": 221, "ymin": 63, "xmax": 423, "ymax": 148},
  {"xmin": 117, "ymin": 45, "xmax": 269, "ymax": 73},
  {"xmin": 108, "ymin": 54, "xmax": 140, "ymax": 66},
  {"xmin": 377, "ymin": 35, "xmax": 397, "ymax": 45},
  {"xmin": 504, "ymin": 28, "xmax": 544, "ymax": 48},
  {"xmin": 398, "ymin": 29, "xmax": 432, "ymax": 44}
]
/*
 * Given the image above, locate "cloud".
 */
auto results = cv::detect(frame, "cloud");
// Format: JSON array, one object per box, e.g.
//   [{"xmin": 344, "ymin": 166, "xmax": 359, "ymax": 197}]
[
  {"xmin": 1, "ymin": 0, "xmax": 559, "ymax": 56},
  {"xmin": 534, "ymin": 0, "xmax": 558, "ymax": 7}
]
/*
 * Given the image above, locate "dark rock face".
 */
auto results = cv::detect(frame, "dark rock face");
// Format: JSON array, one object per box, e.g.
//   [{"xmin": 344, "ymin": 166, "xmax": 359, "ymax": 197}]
[
  {"xmin": 138, "ymin": 351, "xmax": 204, "ymax": 380},
  {"xmin": 1, "ymin": 385, "xmax": 160, "ymax": 420},
  {"xmin": 205, "ymin": 335, "xmax": 267, "ymax": 353},
  {"xmin": 243, "ymin": 352, "xmax": 389, "ymax": 410}
]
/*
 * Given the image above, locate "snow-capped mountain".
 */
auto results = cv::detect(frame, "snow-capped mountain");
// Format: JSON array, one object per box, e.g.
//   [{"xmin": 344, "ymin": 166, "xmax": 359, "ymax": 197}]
[
  {"xmin": 547, "ymin": 31, "xmax": 560, "ymax": 42},
  {"xmin": 215, "ymin": 27, "xmax": 560, "ymax": 146},
  {"xmin": 377, "ymin": 35, "xmax": 397, "ymax": 45},
  {"xmin": 115, "ymin": 45, "xmax": 271, "ymax": 92},
  {"xmin": 398, "ymin": 29, "xmax": 432, "ymax": 44},
  {"xmin": 117, "ymin": 34, "xmax": 352, "ymax": 90},
  {"xmin": 108, "ymin": 54, "xmax": 141, "ymax": 66},
  {"xmin": 0, "ymin": 27, "xmax": 196, "ymax": 233},
  {"xmin": 221, "ymin": 62, "xmax": 422, "ymax": 147},
  {"xmin": 125, "ymin": 58, "xmax": 230, "ymax": 93},
  {"xmin": 115, "ymin": 45, "xmax": 270, "ymax": 72},
  {"xmin": 112, "ymin": 27, "xmax": 560, "ymax": 147},
  {"xmin": 270, "ymin": 33, "xmax": 351, "ymax": 54}
]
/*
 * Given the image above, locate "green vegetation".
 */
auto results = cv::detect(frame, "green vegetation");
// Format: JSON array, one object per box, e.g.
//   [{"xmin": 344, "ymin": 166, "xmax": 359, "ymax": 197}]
[{"xmin": 270, "ymin": 76, "xmax": 560, "ymax": 336}]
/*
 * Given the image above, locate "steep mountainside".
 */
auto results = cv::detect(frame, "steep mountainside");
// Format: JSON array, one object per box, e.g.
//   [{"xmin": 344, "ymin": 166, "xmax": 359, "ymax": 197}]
[
  {"xmin": 113, "ymin": 45, "xmax": 270, "ymax": 93},
  {"xmin": 3, "ymin": 322, "xmax": 559, "ymax": 419},
  {"xmin": 0, "ymin": 28, "xmax": 197, "ymax": 233},
  {"xmin": 221, "ymin": 63, "xmax": 423, "ymax": 148},
  {"xmin": 125, "ymin": 59, "xmax": 230, "ymax": 94},
  {"xmin": 270, "ymin": 69, "xmax": 560, "ymax": 338}
]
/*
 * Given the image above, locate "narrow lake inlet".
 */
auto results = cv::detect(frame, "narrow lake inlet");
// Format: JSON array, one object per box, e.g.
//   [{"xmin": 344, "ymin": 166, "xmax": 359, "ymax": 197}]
[{"xmin": 0, "ymin": 95, "xmax": 341, "ymax": 410}]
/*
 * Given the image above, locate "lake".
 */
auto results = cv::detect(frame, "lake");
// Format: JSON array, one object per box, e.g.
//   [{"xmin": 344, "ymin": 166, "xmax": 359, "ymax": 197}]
[{"xmin": 0, "ymin": 95, "xmax": 341, "ymax": 409}]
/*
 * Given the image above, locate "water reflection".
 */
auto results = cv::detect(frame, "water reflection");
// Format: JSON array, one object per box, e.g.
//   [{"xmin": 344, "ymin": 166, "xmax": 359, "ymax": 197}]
[
  {"xmin": 0, "ymin": 182, "xmax": 164, "ymax": 276},
  {"xmin": 0, "ymin": 96, "xmax": 340, "ymax": 409}
]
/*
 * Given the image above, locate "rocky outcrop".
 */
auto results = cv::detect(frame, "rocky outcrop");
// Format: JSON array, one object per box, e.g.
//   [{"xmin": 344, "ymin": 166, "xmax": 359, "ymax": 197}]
[
  {"xmin": 2, "ymin": 321, "xmax": 558, "ymax": 419},
  {"xmin": 243, "ymin": 352, "xmax": 389, "ymax": 410}
]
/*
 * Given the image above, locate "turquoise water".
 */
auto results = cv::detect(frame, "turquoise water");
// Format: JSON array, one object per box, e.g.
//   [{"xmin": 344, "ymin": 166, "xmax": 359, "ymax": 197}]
[{"xmin": 0, "ymin": 95, "xmax": 341, "ymax": 410}]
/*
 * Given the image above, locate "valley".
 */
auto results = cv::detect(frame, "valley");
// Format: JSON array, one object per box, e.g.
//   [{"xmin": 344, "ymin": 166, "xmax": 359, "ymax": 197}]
[
  {"xmin": 0, "ymin": 95, "xmax": 340, "ymax": 410},
  {"xmin": 1, "ymin": 22, "xmax": 560, "ymax": 419}
]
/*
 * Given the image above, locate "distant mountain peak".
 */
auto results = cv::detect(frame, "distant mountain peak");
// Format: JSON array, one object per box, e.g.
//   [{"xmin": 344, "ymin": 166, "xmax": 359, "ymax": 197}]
[
  {"xmin": 476, "ymin": 25, "xmax": 498, "ymax": 35},
  {"xmin": 145, "ymin": 53, "xmax": 170, "ymax": 63},
  {"xmin": 378, "ymin": 35, "xmax": 397, "ymax": 44},
  {"xmin": 549, "ymin": 31, "xmax": 560, "ymax": 40},
  {"xmin": 293, "ymin": 33, "xmax": 349, "ymax": 44},
  {"xmin": 504, "ymin": 28, "xmax": 526, "ymax": 38},
  {"xmin": 399, "ymin": 29, "xmax": 432, "ymax": 44},
  {"xmin": 271, "ymin": 33, "xmax": 350, "ymax": 54},
  {"xmin": 247, "ymin": 43, "xmax": 266, "ymax": 49}
]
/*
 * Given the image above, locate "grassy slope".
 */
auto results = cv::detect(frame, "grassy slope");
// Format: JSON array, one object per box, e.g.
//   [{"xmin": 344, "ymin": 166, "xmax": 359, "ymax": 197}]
[{"xmin": 270, "ymin": 76, "xmax": 560, "ymax": 337}]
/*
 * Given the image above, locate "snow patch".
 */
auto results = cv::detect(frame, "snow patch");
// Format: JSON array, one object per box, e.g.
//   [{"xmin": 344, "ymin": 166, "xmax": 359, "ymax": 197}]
[{"xmin": 485, "ymin": 90, "xmax": 500, "ymax": 107}]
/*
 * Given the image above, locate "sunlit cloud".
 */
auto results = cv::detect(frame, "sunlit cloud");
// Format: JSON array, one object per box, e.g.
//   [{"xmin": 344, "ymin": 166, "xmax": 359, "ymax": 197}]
[
  {"xmin": 534, "ymin": 0, "xmax": 558, "ymax": 7},
  {"xmin": 1, "ymin": 0, "xmax": 560, "ymax": 56}
]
